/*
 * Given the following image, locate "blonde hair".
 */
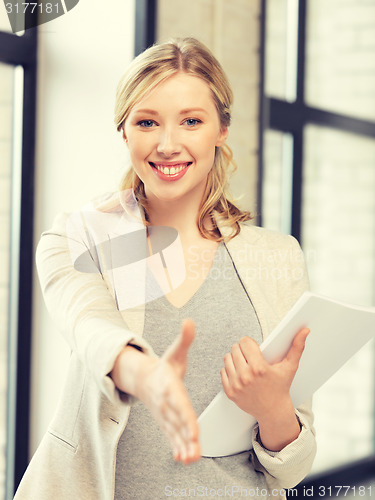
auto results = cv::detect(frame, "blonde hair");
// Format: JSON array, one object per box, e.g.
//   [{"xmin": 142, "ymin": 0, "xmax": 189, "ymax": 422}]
[{"xmin": 114, "ymin": 37, "xmax": 252, "ymax": 241}]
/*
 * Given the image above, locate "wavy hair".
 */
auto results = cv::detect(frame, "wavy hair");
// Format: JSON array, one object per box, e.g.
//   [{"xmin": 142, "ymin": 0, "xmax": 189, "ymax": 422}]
[{"xmin": 114, "ymin": 37, "xmax": 252, "ymax": 241}]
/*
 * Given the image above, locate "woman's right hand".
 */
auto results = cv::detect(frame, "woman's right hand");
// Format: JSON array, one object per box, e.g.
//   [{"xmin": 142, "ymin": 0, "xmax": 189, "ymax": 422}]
[{"xmin": 110, "ymin": 318, "xmax": 200, "ymax": 464}]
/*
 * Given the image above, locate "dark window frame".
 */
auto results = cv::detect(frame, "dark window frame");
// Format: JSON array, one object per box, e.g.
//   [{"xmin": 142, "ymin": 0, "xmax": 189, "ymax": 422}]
[
  {"xmin": 134, "ymin": 0, "xmax": 157, "ymax": 57},
  {"xmin": 258, "ymin": 0, "xmax": 375, "ymax": 485},
  {"xmin": 258, "ymin": 0, "xmax": 375, "ymax": 241},
  {"xmin": 0, "ymin": 27, "xmax": 37, "ymax": 497}
]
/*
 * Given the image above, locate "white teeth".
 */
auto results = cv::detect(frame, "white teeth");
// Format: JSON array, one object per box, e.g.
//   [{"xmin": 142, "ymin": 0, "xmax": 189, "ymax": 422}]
[{"xmin": 155, "ymin": 164, "xmax": 189, "ymax": 175}]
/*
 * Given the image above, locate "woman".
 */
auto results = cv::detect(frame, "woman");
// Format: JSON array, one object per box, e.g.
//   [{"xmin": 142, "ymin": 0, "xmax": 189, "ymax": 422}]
[{"xmin": 15, "ymin": 38, "xmax": 316, "ymax": 500}]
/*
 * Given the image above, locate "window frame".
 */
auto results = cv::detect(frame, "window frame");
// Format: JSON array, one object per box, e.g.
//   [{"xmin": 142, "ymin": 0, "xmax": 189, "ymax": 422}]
[
  {"xmin": 0, "ymin": 26, "xmax": 37, "ymax": 497},
  {"xmin": 258, "ymin": 0, "xmax": 375, "ymax": 482},
  {"xmin": 134, "ymin": 0, "xmax": 157, "ymax": 56},
  {"xmin": 258, "ymin": 0, "xmax": 375, "ymax": 241}
]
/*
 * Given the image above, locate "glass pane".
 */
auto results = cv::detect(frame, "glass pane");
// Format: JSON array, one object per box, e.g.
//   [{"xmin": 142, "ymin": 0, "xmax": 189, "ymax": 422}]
[
  {"xmin": 0, "ymin": 63, "xmax": 15, "ymax": 499},
  {"xmin": 306, "ymin": 0, "xmax": 375, "ymax": 121},
  {"xmin": 265, "ymin": 0, "xmax": 298, "ymax": 101},
  {"xmin": 262, "ymin": 129, "xmax": 293, "ymax": 234},
  {"xmin": 302, "ymin": 125, "xmax": 375, "ymax": 473}
]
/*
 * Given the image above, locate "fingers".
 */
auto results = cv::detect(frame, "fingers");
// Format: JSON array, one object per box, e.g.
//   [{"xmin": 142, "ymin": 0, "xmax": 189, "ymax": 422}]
[
  {"xmin": 238, "ymin": 336, "xmax": 267, "ymax": 376},
  {"xmin": 168, "ymin": 391, "xmax": 200, "ymax": 464},
  {"xmin": 151, "ymin": 382, "xmax": 201, "ymax": 464},
  {"xmin": 164, "ymin": 318, "xmax": 195, "ymax": 370},
  {"xmin": 155, "ymin": 319, "xmax": 199, "ymax": 464},
  {"xmin": 222, "ymin": 343, "xmax": 245, "ymax": 387},
  {"xmin": 157, "ymin": 394, "xmax": 200, "ymax": 464},
  {"xmin": 179, "ymin": 318, "xmax": 196, "ymax": 355},
  {"xmin": 225, "ymin": 337, "xmax": 262, "ymax": 371},
  {"xmin": 231, "ymin": 343, "xmax": 248, "ymax": 371},
  {"xmin": 220, "ymin": 330, "xmax": 310, "ymax": 420},
  {"xmin": 221, "ymin": 337, "xmax": 266, "ymax": 397},
  {"xmin": 181, "ymin": 317, "xmax": 196, "ymax": 343},
  {"xmin": 220, "ymin": 366, "xmax": 230, "ymax": 396},
  {"xmin": 284, "ymin": 328, "xmax": 310, "ymax": 368},
  {"xmin": 146, "ymin": 353, "xmax": 200, "ymax": 465}
]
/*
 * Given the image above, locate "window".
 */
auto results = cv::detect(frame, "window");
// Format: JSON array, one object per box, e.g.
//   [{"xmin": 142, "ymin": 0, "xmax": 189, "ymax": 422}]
[
  {"xmin": 259, "ymin": 0, "xmax": 375, "ymax": 474},
  {"xmin": 0, "ymin": 9, "xmax": 37, "ymax": 498}
]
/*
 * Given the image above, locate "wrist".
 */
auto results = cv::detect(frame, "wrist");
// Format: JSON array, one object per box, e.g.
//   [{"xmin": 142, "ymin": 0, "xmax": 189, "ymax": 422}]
[
  {"xmin": 257, "ymin": 398, "xmax": 301, "ymax": 452},
  {"xmin": 110, "ymin": 345, "xmax": 156, "ymax": 399}
]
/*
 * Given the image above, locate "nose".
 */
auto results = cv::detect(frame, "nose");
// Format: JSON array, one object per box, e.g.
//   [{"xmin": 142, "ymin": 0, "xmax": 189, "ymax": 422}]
[{"xmin": 156, "ymin": 127, "xmax": 182, "ymax": 157}]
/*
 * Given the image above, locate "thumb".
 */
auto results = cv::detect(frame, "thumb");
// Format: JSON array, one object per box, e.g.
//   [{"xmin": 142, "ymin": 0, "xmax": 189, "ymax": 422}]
[
  {"xmin": 284, "ymin": 327, "xmax": 310, "ymax": 369},
  {"xmin": 164, "ymin": 318, "xmax": 196, "ymax": 369}
]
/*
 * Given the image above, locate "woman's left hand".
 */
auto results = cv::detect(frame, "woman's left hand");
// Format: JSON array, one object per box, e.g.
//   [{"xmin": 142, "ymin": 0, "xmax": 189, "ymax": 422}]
[{"xmin": 220, "ymin": 328, "xmax": 310, "ymax": 451}]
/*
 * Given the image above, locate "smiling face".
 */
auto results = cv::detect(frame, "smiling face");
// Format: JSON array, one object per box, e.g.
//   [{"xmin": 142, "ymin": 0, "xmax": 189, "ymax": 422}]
[{"xmin": 123, "ymin": 72, "xmax": 228, "ymax": 210}]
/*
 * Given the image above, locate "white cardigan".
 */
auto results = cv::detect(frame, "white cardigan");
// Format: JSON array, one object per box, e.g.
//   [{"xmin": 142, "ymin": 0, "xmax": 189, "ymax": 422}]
[{"xmin": 15, "ymin": 190, "xmax": 316, "ymax": 500}]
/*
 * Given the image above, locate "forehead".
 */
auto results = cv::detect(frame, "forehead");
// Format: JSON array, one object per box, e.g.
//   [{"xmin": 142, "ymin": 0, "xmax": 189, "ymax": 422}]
[{"xmin": 132, "ymin": 72, "xmax": 216, "ymax": 112}]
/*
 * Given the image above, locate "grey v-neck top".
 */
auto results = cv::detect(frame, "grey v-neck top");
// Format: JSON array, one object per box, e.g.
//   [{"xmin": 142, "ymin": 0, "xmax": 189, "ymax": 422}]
[{"xmin": 114, "ymin": 242, "xmax": 267, "ymax": 499}]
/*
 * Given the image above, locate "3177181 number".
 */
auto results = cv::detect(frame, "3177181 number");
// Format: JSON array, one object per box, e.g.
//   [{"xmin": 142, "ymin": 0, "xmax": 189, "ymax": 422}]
[
  {"xmin": 318, "ymin": 485, "xmax": 372, "ymax": 496},
  {"xmin": 5, "ymin": 3, "xmax": 60, "ymax": 14}
]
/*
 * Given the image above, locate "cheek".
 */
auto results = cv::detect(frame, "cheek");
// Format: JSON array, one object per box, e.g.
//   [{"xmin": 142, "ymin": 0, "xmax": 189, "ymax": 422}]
[
  {"xmin": 193, "ymin": 131, "xmax": 219, "ymax": 162},
  {"xmin": 127, "ymin": 134, "xmax": 150, "ymax": 161}
]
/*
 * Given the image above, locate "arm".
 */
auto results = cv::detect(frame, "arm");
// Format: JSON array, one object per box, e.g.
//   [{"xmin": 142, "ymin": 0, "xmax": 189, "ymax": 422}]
[
  {"xmin": 251, "ymin": 398, "xmax": 316, "ymax": 490},
  {"xmin": 37, "ymin": 211, "xmax": 200, "ymax": 463},
  {"xmin": 110, "ymin": 319, "xmax": 201, "ymax": 464},
  {"xmin": 221, "ymin": 328, "xmax": 310, "ymax": 452},
  {"xmin": 221, "ymin": 234, "xmax": 316, "ymax": 489},
  {"xmin": 36, "ymin": 211, "xmax": 157, "ymax": 404},
  {"xmin": 221, "ymin": 330, "xmax": 316, "ymax": 488}
]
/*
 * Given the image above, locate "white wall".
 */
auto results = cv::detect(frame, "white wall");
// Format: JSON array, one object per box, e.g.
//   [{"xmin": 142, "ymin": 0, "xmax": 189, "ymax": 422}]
[{"xmin": 30, "ymin": 0, "xmax": 135, "ymax": 455}]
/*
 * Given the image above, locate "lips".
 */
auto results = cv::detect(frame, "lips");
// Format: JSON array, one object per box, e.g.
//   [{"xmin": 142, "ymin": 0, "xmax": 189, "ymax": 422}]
[
  {"xmin": 149, "ymin": 162, "xmax": 192, "ymax": 175},
  {"xmin": 149, "ymin": 161, "xmax": 192, "ymax": 181}
]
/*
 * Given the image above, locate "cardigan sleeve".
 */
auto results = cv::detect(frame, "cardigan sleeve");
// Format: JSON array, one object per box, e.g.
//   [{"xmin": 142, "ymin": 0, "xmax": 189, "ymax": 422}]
[
  {"xmin": 248, "ymin": 234, "xmax": 317, "ymax": 491},
  {"xmin": 250, "ymin": 399, "xmax": 316, "ymax": 490},
  {"xmin": 36, "ymin": 210, "xmax": 157, "ymax": 405}
]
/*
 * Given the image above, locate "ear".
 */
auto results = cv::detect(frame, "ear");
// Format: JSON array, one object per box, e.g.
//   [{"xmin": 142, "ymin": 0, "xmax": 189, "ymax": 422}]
[
  {"xmin": 122, "ymin": 128, "xmax": 128, "ymax": 143},
  {"xmin": 216, "ymin": 127, "xmax": 228, "ymax": 147}
]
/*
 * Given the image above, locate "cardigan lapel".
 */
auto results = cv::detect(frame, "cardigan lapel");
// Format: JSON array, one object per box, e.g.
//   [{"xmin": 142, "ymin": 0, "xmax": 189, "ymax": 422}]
[
  {"xmin": 215, "ymin": 216, "xmax": 278, "ymax": 341},
  {"xmin": 103, "ymin": 201, "xmax": 279, "ymax": 340}
]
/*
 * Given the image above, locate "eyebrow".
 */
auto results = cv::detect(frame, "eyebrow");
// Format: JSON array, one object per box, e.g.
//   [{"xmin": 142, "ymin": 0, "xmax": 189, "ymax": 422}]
[
  {"xmin": 133, "ymin": 107, "xmax": 208, "ymax": 116},
  {"xmin": 133, "ymin": 108, "xmax": 159, "ymax": 116},
  {"xmin": 179, "ymin": 108, "xmax": 208, "ymax": 115}
]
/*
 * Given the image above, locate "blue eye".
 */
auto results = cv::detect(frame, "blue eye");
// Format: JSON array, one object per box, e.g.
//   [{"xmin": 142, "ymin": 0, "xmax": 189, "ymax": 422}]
[
  {"xmin": 184, "ymin": 118, "xmax": 201, "ymax": 127},
  {"xmin": 138, "ymin": 120, "xmax": 155, "ymax": 128}
]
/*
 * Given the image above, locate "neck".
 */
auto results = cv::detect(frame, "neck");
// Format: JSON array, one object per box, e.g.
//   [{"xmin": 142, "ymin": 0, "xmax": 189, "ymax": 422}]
[
  {"xmin": 145, "ymin": 190, "xmax": 212, "ymax": 242},
  {"xmin": 147, "ymin": 198, "xmax": 199, "ymax": 239}
]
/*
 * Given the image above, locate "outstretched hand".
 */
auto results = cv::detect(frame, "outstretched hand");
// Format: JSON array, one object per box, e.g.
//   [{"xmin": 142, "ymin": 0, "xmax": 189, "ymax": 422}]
[
  {"xmin": 112, "ymin": 319, "xmax": 201, "ymax": 464},
  {"xmin": 137, "ymin": 318, "xmax": 200, "ymax": 464}
]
